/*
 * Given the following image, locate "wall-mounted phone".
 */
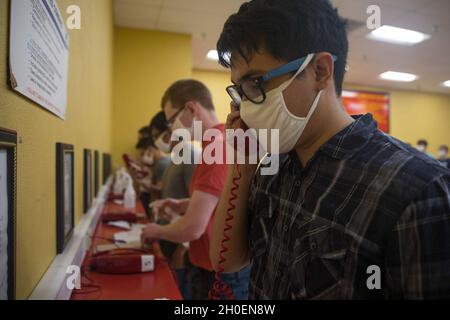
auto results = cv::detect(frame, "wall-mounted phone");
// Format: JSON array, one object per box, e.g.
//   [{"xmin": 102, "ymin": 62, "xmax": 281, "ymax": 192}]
[
  {"xmin": 90, "ymin": 244, "xmax": 155, "ymax": 274},
  {"xmin": 90, "ymin": 253, "xmax": 154, "ymax": 274},
  {"xmin": 102, "ymin": 212, "xmax": 138, "ymax": 223}
]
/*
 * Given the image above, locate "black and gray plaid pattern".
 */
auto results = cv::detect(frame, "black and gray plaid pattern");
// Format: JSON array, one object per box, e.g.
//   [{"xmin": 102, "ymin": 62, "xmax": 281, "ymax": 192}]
[{"xmin": 247, "ymin": 114, "xmax": 450, "ymax": 299}]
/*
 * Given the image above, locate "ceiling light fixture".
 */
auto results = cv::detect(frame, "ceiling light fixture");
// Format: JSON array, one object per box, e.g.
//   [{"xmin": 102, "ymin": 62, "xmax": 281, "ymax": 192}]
[
  {"xmin": 206, "ymin": 50, "xmax": 219, "ymax": 61},
  {"xmin": 442, "ymin": 80, "xmax": 450, "ymax": 88},
  {"xmin": 367, "ymin": 25, "xmax": 430, "ymax": 45},
  {"xmin": 379, "ymin": 71, "xmax": 418, "ymax": 82}
]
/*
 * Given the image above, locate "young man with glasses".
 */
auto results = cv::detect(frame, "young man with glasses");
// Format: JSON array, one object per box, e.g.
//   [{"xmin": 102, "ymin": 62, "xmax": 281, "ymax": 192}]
[
  {"xmin": 211, "ymin": 0, "xmax": 450, "ymax": 299},
  {"xmin": 141, "ymin": 79, "xmax": 251, "ymax": 299}
]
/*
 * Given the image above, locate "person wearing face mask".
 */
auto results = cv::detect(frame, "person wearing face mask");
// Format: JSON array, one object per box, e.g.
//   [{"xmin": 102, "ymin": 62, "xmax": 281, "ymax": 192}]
[
  {"xmin": 416, "ymin": 139, "xmax": 434, "ymax": 158},
  {"xmin": 438, "ymin": 145, "xmax": 450, "ymax": 169},
  {"xmin": 152, "ymin": 130, "xmax": 201, "ymax": 299},
  {"xmin": 135, "ymin": 136, "xmax": 151, "ymax": 165},
  {"xmin": 159, "ymin": 131, "xmax": 201, "ymax": 201},
  {"xmin": 210, "ymin": 0, "xmax": 450, "ymax": 300},
  {"xmin": 136, "ymin": 112, "xmax": 171, "ymax": 216},
  {"xmin": 141, "ymin": 80, "xmax": 251, "ymax": 300},
  {"xmin": 147, "ymin": 112, "xmax": 172, "ymax": 195}
]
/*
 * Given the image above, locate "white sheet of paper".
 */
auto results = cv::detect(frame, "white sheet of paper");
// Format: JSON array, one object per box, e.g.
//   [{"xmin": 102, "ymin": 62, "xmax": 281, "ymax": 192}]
[
  {"xmin": 0, "ymin": 150, "xmax": 9, "ymax": 300},
  {"xmin": 113, "ymin": 224, "xmax": 146, "ymax": 244},
  {"xmin": 113, "ymin": 231, "xmax": 140, "ymax": 244},
  {"xmin": 10, "ymin": 0, "xmax": 69, "ymax": 119},
  {"xmin": 107, "ymin": 221, "xmax": 131, "ymax": 230}
]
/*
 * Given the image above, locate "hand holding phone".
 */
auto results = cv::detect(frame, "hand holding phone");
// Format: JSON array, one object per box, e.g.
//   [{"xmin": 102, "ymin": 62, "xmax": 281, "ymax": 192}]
[
  {"xmin": 226, "ymin": 101, "xmax": 248, "ymax": 131},
  {"xmin": 123, "ymin": 154, "xmax": 148, "ymax": 179},
  {"xmin": 226, "ymin": 102, "xmax": 260, "ymax": 159}
]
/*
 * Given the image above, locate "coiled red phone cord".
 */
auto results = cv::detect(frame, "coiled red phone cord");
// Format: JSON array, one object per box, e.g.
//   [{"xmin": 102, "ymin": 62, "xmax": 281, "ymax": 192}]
[{"xmin": 209, "ymin": 164, "xmax": 242, "ymax": 300}]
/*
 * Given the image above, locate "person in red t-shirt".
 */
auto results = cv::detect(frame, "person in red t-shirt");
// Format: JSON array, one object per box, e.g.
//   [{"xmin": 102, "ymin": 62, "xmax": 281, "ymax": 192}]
[{"xmin": 141, "ymin": 80, "xmax": 250, "ymax": 299}]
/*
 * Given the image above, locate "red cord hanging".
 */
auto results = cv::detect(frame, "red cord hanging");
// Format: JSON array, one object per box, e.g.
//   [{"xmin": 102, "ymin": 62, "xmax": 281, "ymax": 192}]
[{"xmin": 209, "ymin": 164, "xmax": 242, "ymax": 300}]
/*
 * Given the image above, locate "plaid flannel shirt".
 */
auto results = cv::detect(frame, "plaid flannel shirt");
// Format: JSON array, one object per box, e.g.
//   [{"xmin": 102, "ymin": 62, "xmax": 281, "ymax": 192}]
[{"xmin": 248, "ymin": 114, "xmax": 450, "ymax": 299}]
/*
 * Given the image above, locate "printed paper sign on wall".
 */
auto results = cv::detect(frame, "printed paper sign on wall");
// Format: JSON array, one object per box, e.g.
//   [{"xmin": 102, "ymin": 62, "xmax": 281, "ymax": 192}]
[{"xmin": 9, "ymin": 0, "xmax": 69, "ymax": 119}]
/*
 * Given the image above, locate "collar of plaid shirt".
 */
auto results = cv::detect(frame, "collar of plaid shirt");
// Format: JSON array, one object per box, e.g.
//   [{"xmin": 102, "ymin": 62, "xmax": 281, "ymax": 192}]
[{"xmin": 318, "ymin": 114, "xmax": 377, "ymax": 160}]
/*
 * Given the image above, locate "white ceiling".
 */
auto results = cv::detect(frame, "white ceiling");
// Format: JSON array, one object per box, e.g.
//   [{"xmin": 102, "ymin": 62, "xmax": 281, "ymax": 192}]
[{"xmin": 114, "ymin": 0, "xmax": 450, "ymax": 95}]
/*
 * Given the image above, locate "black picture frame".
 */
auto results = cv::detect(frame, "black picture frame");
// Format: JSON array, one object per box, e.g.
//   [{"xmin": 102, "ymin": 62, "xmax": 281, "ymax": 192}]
[
  {"xmin": 102, "ymin": 153, "xmax": 112, "ymax": 184},
  {"xmin": 56, "ymin": 143, "xmax": 75, "ymax": 254},
  {"xmin": 0, "ymin": 128, "xmax": 17, "ymax": 300},
  {"xmin": 83, "ymin": 149, "xmax": 93, "ymax": 213},
  {"xmin": 94, "ymin": 150, "xmax": 99, "ymax": 196}
]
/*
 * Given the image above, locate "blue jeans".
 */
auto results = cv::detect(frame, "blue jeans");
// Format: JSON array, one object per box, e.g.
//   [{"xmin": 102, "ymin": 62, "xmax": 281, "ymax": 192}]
[
  {"xmin": 219, "ymin": 264, "xmax": 251, "ymax": 300},
  {"xmin": 174, "ymin": 268, "xmax": 191, "ymax": 300},
  {"xmin": 188, "ymin": 264, "xmax": 251, "ymax": 300}
]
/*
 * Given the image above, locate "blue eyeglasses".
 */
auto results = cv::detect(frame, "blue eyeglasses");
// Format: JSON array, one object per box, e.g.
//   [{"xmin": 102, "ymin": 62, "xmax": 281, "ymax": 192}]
[{"xmin": 226, "ymin": 54, "xmax": 337, "ymax": 105}]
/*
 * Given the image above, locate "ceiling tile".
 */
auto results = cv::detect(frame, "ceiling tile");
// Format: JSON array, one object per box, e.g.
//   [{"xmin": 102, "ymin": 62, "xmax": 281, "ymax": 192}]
[
  {"xmin": 162, "ymin": 0, "xmax": 244, "ymax": 15},
  {"xmin": 114, "ymin": 0, "xmax": 162, "ymax": 29},
  {"xmin": 114, "ymin": 0, "xmax": 450, "ymax": 95}
]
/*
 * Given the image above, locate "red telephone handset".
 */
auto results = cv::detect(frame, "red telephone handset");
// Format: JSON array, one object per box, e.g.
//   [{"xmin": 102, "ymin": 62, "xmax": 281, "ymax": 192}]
[
  {"xmin": 90, "ymin": 253, "xmax": 155, "ymax": 274},
  {"xmin": 227, "ymin": 100, "xmax": 253, "ymax": 154},
  {"xmin": 101, "ymin": 212, "xmax": 138, "ymax": 223}
]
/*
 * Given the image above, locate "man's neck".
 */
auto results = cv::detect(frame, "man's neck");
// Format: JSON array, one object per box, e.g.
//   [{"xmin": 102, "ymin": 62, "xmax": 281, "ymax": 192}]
[
  {"xmin": 154, "ymin": 150, "xmax": 165, "ymax": 162},
  {"xmin": 200, "ymin": 110, "xmax": 221, "ymax": 132},
  {"xmin": 295, "ymin": 100, "xmax": 354, "ymax": 167}
]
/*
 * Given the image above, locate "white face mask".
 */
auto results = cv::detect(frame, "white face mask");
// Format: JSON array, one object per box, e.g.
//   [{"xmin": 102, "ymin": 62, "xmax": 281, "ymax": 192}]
[
  {"xmin": 171, "ymin": 110, "xmax": 195, "ymax": 137},
  {"xmin": 240, "ymin": 54, "xmax": 322, "ymax": 154},
  {"xmin": 142, "ymin": 150, "xmax": 154, "ymax": 166},
  {"xmin": 155, "ymin": 135, "xmax": 170, "ymax": 154},
  {"xmin": 438, "ymin": 150, "xmax": 447, "ymax": 158},
  {"xmin": 416, "ymin": 145, "xmax": 426, "ymax": 152}
]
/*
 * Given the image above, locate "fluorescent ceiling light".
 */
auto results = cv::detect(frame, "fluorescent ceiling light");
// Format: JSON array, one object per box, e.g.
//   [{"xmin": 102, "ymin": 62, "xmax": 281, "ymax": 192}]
[
  {"xmin": 442, "ymin": 80, "xmax": 450, "ymax": 88},
  {"xmin": 206, "ymin": 50, "xmax": 231, "ymax": 64},
  {"xmin": 206, "ymin": 50, "xmax": 219, "ymax": 61},
  {"xmin": 379, "ymin": 71, "xmax": 418, "ymax": 82},
  {"xmin": 367, "ymin": 25, "xmax": 430, "ymax": 45}
]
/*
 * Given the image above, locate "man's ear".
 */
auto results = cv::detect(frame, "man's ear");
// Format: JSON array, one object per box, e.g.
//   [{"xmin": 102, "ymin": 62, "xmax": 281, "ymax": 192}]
[
  {"xmin": 313, "ymin": 53, "xmax": 335, "ymax": 91},
  {"xmin": 185, "ymin": 101, "xmax": 198, "ymax": 117}
]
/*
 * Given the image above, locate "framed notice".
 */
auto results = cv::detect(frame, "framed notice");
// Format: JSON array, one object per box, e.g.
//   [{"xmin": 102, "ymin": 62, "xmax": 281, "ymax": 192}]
[
  {"xmin": 94, "ymin": 151, "xmax": 100, "ymax": 196},
  {"xmin": 0, "ymin": 129, "xmax": 17, "ymax": 300},
  {"xmin": 56, "ymin": 143, "xmax": 74, "ymax": 254},
  {"xmin": 342, "ymin": 90, "xmax": 390, "ymax": 133},
  {"xmin": 84, "ymin": 149, "xmax": 93, "ymax": 213},
  {"xmin": 9, "ymin": 0, "xmax": 69, "ymax": 119},
  {"xmin": 102, "ymin": 153, "xmax": 112, "ymax": 184}
]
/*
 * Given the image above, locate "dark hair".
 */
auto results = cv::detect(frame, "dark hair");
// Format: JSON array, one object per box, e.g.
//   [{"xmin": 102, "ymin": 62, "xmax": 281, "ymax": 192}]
[
  {"xmin": 149, "ymin": 112, "xmax": 168, "ymax": 135},
  {"xmin": 217, "ymin": 0, "xmax": 348, "ymax": 96},
  {"xmin": 439, "ymin": 145, "xmax": 448, "ymax": 152},
  {"xmin": 135, "ymin": 137, "xmax": 152, "ymax": 150},
  {"xmin": 139, "ymin": 126, "xmax": 149, "ymax": 135},
  {"xmin": 161, "ymin": 79, "xmax": 215, "ymax": 111},
  {"xmin": 417, "ymin": 139, "xmax": 428, "ymax": 147}
]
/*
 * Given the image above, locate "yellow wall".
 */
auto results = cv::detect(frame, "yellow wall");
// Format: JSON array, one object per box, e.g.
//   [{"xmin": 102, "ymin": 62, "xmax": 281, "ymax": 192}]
[
  {"xmin": 192, "ymin": 69, "xmax": 450, "ymax": 157},
  {"xmin": 346, "ymin": 84, "xmax": 450, "ymax": 155},
  {"xmin": 192, "ymin": 69, "xmax": 231, "ymax": 123},
  {"xmin": 112, "ymin": 28, "xmax": 192, "ymax": 165},
  {"xmin": 0, "ymin": 0, "xmax": 114, "ymax": 298},
  {"xmin": 1, "ymin": 5, "xmax": 449, "ymax": 299}
]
